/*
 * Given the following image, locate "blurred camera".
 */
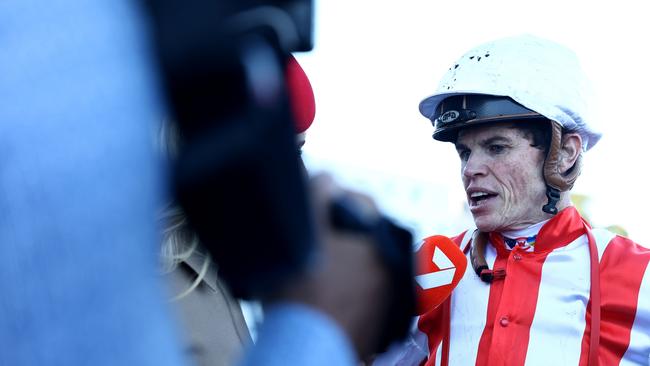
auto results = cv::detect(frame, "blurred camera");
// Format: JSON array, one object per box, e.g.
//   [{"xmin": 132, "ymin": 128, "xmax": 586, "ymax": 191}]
[{"xmin": 145, "ymin": 2, "xmax": 414, "ymax": 350}]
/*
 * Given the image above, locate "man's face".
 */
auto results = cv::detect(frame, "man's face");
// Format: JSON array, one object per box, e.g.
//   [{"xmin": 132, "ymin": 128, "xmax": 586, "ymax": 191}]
[{"xmin": 455, "ymin": 123, "xmax": 548, "ymax": 232}]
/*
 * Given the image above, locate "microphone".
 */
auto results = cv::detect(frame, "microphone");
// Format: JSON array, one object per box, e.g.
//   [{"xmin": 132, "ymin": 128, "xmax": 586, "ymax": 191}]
[{"xmin": 414, "ymin": 235, "xmax": 467, "ymax": 315}]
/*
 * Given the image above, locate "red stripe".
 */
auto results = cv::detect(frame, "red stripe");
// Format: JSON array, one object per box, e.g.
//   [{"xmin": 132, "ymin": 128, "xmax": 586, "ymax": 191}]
[
  {"xmin": 475, "ymin": 234, "xmax": 553, "ymax": 366},
  {"xmin": 535, "ymin": 207, "xmax": 585, "ymax": 250},
  {"xmin": 578, "ymin": 236, "xmax": 650, "ymax": 365},
  {"xmin": 441, "ymin": 299, "xmax": 451, "ymax": 365},
  {"xmin": 474, "ymin": 248, "xmax": 507, "ymax": 366}
]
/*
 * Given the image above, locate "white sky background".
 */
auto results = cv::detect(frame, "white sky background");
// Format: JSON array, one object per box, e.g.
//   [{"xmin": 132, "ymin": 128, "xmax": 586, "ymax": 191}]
[{"xmin": 297, "ymin": 0, "xmax": 650, "ymax": 243}]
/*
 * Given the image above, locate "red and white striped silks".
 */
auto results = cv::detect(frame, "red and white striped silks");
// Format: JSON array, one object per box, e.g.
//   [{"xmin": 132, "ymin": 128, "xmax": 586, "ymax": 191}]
[{"xmin": 413, "ymin": 207, "xmax": 650, "ymax": 366}]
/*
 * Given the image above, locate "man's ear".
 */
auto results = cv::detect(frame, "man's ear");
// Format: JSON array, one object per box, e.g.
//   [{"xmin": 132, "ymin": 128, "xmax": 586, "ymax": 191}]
[{"xmin": 559, "ymin": 133, "xmax": 582, "ymax": 174}]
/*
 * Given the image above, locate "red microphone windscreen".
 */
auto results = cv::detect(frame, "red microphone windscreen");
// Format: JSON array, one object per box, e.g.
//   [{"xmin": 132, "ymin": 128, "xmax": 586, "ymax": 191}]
[
  {"xmin": 414, "ymin": 235, "xmax": 467, "ymax": 315},
  {"xmin": 285, "ymin": 55, "xmax": 315, "ymax": 133}
]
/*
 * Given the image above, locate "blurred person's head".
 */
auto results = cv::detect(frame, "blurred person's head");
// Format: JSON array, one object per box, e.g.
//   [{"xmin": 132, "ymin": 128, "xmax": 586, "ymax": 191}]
[
  {"xmin": 157, "ymin": 121, "xmax": 211, "ymax": 300},
  {"xmin": 158, "ymin": 54, "xmax": 316, "ymax": 298}
]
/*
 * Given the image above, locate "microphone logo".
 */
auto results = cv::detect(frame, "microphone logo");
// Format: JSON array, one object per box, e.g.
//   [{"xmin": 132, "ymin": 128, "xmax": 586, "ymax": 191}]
[
  {"xmin": 414, "ymin": 235, "xmax": 468, "ymax": 314},
  {"xmin": 415, "ymin": 246, "xmax": 456, "ymax": 289}
]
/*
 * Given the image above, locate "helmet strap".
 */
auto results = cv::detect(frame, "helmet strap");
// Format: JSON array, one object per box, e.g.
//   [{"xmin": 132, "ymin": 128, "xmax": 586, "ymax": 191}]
[
  {"xmin": 542, "ymin": 186, "xmax": 561, "ymax": 214},
  {"xmin": 542, "ymin": 121, "xmax": 583, "ymax": 215},
  {"xmin": 470, "ymin": 230, "xmax": 493, "ymax": 283}
]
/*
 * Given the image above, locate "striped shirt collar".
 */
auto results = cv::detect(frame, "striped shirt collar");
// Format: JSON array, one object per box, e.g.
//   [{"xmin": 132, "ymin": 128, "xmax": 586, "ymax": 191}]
[{"xmin": 490, "ymin": 206, "xmax": 586, "ymax": 254}]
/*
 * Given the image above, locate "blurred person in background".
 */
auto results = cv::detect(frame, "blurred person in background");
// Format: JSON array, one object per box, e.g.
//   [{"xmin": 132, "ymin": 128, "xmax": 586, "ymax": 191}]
[
  {"xmin": 145, "ymin": 0, "xmax": 416, "ymax": 361},
  {"xmin": 393, "ymin": 35, "xmax": 650, "ymax": 366},
  {"xmin": 158, "ymin": 55, "xmax": 318, "ymax": 366},
  {"xmin": 159, "ymin": 140, "xmax": 253, "ymax": 366},
  {"xmin": 1, "ymin": 1, "xmax": 413, "ymax": 365},
  {"xmin": 161, "ymin": 204, "xmax": 253, "ymax": 365}
]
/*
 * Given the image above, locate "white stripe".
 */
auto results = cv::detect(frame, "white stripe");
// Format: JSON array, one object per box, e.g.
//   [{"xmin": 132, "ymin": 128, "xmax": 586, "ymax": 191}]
[
  {"xmin": 525, "ymin": 234, "xmax": 591, "ymax": 365},
  {"xmin": 446, "ymin": 236, "xmax": 493, "ymax": 365},
  {"xmin": 459, "ymin": 229, "xmax": 475, "ymax": 250},
  {"xmin": 412, "ymin": 319, "xmax": 430, "ymax": 356},
  {"xmin": 620, "ymin": 263, "xmax": 650, "ymax": 366},
  {"xmin": 435, "ymin": 343, "xmax": 442, "ymax": 366}
]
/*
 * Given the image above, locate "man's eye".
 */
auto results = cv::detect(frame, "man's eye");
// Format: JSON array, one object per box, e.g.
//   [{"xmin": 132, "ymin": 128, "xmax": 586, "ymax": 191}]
[
  {"xmin": 488, "ymin": 145, "xmax": 505, "ymax": 154},
  {"xmin": 458, "ymin": 150, "xmax": 470, "ymax": 161}
]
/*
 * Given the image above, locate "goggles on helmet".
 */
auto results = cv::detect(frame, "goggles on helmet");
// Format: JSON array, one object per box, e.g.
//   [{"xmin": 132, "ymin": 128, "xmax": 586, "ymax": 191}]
[{"xmin": 429, "ymin": 94, "xmax": 547, "ymax": 142}]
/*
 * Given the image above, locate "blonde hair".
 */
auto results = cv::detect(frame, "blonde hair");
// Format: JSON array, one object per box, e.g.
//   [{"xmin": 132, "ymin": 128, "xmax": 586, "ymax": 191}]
[{"xmin": 158, "ymin": 120, "xmax": 212, "ymax": 301}]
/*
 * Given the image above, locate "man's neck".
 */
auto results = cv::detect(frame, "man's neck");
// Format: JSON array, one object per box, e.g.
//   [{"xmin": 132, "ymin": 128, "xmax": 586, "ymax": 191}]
[{"xmin": 501, "ymin": 220, "xmax": 548, "ymax": 240}]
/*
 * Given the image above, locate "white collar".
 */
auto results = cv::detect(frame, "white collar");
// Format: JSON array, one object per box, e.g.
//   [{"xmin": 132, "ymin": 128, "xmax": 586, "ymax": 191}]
[{"xmin": 501, "ymin": 219, "xmax": 550, "ymax": 240}]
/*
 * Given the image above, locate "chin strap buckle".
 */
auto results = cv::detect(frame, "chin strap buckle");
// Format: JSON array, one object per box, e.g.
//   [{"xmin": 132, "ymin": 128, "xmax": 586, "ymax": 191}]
[
  {"xmin": 542, "ymin": 186, "xmax": 561, "ymax": 215},
  {"xmin": 479, "ymin": 268, "xmax": 506, "ymax": 283}
]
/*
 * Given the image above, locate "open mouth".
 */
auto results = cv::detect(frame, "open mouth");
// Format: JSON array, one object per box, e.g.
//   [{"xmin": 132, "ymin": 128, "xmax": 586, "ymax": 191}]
[{"xmin": 469, "ymin": 191, "xmax": 498, "ymax": 206}]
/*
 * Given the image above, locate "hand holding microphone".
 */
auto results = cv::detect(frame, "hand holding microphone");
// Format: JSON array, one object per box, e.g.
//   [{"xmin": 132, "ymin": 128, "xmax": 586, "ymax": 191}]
[{"xmin": 270, "ymin": 175, "xmax": 414, "ymax": 358}]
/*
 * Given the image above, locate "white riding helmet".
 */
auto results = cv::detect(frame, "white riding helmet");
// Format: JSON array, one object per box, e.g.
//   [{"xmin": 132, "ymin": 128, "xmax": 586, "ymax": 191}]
[{"xmin": 419, "ymin": 34, "xmax": 602, "ymax": 151}]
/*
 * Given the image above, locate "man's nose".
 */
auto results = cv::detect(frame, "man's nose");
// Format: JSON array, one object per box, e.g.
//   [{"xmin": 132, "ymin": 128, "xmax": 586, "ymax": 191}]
[{"xmin": 462, "ymin": 153, "xmax": 488, "ymax": 179}]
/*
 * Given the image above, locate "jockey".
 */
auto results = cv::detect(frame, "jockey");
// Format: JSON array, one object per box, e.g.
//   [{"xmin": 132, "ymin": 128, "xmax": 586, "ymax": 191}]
[{"xmin": 404, "ymin": 35, "xmax": 650, "ymax": 366}]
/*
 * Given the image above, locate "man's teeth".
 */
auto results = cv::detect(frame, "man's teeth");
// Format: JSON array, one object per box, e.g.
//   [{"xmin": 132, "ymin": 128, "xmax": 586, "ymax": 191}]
[{"xmin": 470, "ymin": 192, "xmax": 489, "ymax": 198}]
